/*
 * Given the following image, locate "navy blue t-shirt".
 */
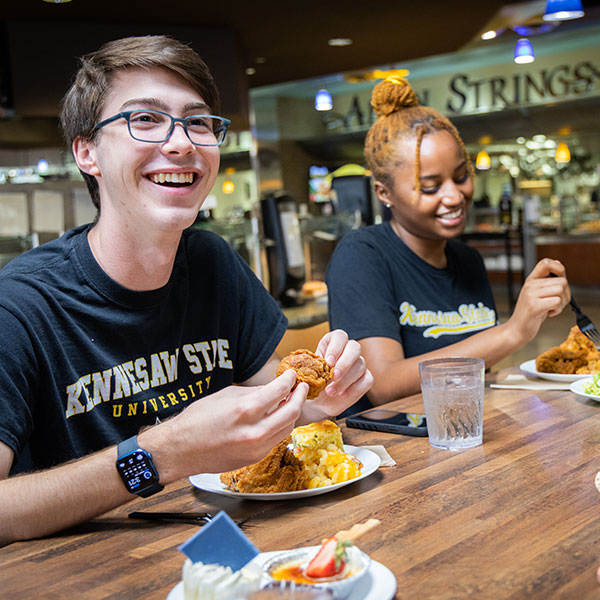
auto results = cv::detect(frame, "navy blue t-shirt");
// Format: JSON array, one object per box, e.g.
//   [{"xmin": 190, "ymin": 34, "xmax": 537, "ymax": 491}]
[
  {"xmin": 326, "ymin": 222, "xmax": 497, "ymax": 357},
  {"xmin": 0, "ymin": 225, "xmax": 287, "ymax": 470}
]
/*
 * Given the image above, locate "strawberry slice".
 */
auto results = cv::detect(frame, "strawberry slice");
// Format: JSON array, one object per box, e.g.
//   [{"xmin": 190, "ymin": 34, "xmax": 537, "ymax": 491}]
[{"xmin": 305, "ymin": 537, "xmax": 353, "ymax": 579}]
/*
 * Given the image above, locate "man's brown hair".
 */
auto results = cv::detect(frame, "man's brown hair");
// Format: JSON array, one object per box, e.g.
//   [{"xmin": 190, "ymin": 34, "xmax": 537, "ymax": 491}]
[
  {"xmin": 364, "ymin": 76, "xmax": 473, "ymax": 201},
  {"xmin": 60, "ymin": 35, "xmax": 220, "ymax": 211}
]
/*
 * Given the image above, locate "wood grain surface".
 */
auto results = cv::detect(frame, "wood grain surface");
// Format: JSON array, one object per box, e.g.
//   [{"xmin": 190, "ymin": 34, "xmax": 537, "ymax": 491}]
[{"xmin": 2, "ymin": 377, "xmax": 600, "ymax": 599}]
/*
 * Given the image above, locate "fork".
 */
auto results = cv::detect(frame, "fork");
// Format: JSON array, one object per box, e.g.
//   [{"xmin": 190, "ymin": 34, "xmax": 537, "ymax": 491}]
[
  {"xmin": 128, "ymin": 511, "xmax": 251, "ymax": 528},
  {"xmin": 550, "ymin": 273, "xmax": 600, "ymax": 346}
]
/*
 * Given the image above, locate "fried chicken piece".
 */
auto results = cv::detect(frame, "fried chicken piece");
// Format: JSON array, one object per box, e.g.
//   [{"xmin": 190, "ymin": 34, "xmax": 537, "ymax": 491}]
[
  {"xmin": 576, "ymin": 358, "xmax": 600, "ymax": 375},
  {"xmin": 561, "ymin": 326, "xmax": 597, "ymax": 355},
  {"xmin": 536, "ymin": 326, "xmax": 600, "ymax": 374},
  {"xmin": 219, "ymin": 436, "xmax": 307, "ymax": 493},
  {"xmin": 536, "ymin": 346, "xmax": 586, "ymax": 374},
  {"xmin": 276, "ymin": 349, "xmax": 332, "ymax": 399}
]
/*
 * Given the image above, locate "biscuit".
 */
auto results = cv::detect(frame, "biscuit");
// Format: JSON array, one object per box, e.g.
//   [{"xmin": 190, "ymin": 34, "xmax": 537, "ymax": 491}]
[{"xmin": 276, "ymin": 349, "xmax": 332, "ymax": 399}]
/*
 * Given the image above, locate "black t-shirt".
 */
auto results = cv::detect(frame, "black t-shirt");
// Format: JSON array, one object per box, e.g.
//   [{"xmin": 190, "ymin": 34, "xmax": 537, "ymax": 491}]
[
  {"xmin": 0, "ymin": 225, "xmax": 287, "ymax": 470},
  {"xmin": 326, "ymin": 222, "xmax": 497, "ymax": 357}
]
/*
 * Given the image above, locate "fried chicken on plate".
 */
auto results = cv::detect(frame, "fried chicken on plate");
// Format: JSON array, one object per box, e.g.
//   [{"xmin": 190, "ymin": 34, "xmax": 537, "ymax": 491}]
[
  {"xmin": 219, "ymin": 421, "xmax": 361, "ymax": 493},
  {"xmin": 219, "ymin": 436, "xmax": 306, "ymax": 493},
  {"xmin": 535, "ymin": 326, "xmax": 600, "ymax": 374}
]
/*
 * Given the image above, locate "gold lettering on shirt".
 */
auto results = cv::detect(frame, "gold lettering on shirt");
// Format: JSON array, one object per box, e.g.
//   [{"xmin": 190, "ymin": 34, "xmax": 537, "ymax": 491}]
[
  {"xmin": 65, "ymin": 341, "xmax": 232, "ymax": 418},
  {"xmin": 399, "ymin": 301, "xmax": 496, "ymax": 338}
]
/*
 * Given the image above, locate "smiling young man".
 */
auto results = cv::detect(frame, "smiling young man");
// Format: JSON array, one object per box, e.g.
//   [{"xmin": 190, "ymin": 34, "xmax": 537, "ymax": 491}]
[
  {"xmin": 326, "ymin": 76, "xmax": 570, "ymax": 409},
  {"xmin": 0, "ymin": 36, "xmax": 373, "ymax": 545}
]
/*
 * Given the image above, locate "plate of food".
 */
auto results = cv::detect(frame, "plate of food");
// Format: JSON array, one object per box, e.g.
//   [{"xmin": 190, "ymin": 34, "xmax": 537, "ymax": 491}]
[
  {"xmin": 168, "ymin": 519, "xmax": 396, "ymax": 600},
  {"xmin": 189, "ymin": 420, "xmax": 380, "ymax": 500},
  {"xmin": 190, "ymin": 444, "xmax": 380, "ymax": 500},
  {"xmin": 167, "ymin": 551, "xmax": 396, "ymax": 600},
  {"xmin": 521, "ymin": 326, "xmax": 600, "ymax": 382},
  {"xmin": 569, "ymin": 374, "xmax": 600, "ymax": 402},
  {"xmin": 519, "ymin": 359, "xmax": 591, "ymax": 383}
]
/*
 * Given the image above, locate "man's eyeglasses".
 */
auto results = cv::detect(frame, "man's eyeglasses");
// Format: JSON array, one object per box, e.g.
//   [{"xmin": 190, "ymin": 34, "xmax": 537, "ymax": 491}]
[{"xmin": 93, "ymin": 110, "xmax": 231, "ymax": 147}]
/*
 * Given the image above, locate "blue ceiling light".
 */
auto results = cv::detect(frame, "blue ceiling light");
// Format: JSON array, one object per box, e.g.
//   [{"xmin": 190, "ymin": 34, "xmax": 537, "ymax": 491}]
[
  {"xmin": 514, "ymin": 38, "xmax": 535, "ymax": 64},
  {"xmin": 512, "ymin": 23, "xmax": 557, "ymax": 36},
  {"xmin": 543, "ymin": 0, "xmax": 584, "ymax": 21},
  {"xmin": 315, "ymin": 89, "xmax": 333, "ymax": 111}
]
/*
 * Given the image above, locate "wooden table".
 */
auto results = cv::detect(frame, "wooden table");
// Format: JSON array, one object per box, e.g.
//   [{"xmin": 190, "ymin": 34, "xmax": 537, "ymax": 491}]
[{"xmin": 2, "ymin": 379, "xmax": 600, "ymax": 599}]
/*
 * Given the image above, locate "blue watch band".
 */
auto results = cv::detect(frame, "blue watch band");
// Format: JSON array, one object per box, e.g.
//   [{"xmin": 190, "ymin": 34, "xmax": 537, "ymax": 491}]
[
  {"xmin": 116, "ymin": 435, "xmax": 164, "ymax": 498},
  {"xmin": 118, "ymin": 435, "xmax": 142, "ymax": 457}
]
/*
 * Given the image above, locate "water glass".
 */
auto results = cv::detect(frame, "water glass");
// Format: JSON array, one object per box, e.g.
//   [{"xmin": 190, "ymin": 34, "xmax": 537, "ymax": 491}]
[{"xmin": 418, "ymin": 357, "xmax": 485, "ymax": 450}]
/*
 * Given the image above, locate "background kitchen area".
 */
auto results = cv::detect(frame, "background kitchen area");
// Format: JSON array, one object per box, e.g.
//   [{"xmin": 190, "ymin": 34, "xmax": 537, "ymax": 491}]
[{"xmin": 1, "ymin": 1, "xmax": 600, "ymax": 343}]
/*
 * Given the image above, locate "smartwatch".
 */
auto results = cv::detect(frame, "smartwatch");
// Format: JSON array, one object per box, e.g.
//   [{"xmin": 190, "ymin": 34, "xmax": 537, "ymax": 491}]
[{"xmin": 116, "ymin": 435, "xmax": 164, "ymax": 498}]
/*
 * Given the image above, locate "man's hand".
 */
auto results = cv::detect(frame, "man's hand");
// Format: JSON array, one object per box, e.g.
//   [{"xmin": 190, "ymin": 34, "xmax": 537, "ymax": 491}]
[
  {"xmin": 302, "ymin": 329, "xmax": 374, "ymax": 420},
  {"xmin": 152, "ymin": 369, "xmax": 309, "ymax": 477}
]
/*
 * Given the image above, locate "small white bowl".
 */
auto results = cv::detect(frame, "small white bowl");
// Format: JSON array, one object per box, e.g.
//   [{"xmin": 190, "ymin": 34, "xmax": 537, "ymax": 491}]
[{"xmin": 261, "ymin": 545, "xmax": 370, "ymax": 599}]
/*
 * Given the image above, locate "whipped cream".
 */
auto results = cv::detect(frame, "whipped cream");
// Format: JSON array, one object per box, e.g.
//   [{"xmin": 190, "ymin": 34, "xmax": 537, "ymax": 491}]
[{"xmin": 182, "ymin": 559, "xmax": 260, "ymax": 600}]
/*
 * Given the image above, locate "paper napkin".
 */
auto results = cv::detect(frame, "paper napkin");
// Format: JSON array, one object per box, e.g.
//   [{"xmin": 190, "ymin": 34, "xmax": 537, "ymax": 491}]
[
  {"xmin": 358, "ymin": 445, "xmax": 396, "ymax": 466},
  {"xmin": 489, "ymin": 374, "xmax": 571, "ymax": 391},
  {"xmin": 178, "ymin": 511, "xmax": 259, "ymax": 569}
]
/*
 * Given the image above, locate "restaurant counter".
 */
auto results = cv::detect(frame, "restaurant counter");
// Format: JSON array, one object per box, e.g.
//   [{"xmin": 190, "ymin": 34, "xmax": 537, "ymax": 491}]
[
  {"xmin": 2, "ymin": 371, "xmax": 600, "ymax": 599},
  {"xmin": 535, "ymin": 232, "xmax": 600, "ymax": 285}
]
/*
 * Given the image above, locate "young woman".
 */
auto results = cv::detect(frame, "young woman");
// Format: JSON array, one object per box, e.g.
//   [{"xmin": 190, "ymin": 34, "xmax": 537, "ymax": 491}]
[{"xmin": 326, "ymin": 76, "xmax": 570, "ymax": 408}]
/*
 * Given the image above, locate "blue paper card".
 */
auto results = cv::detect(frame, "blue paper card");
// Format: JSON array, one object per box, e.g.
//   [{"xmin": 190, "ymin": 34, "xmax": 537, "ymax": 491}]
[{"xmin": 178, "ymin": 511, "xmax": 259, "ymax": 570}]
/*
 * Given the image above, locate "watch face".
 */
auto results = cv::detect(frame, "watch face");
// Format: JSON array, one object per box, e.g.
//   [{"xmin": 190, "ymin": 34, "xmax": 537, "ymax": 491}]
[{"xmin": 117, "ymin": 451, "xmax": 159, "ymax": 493}]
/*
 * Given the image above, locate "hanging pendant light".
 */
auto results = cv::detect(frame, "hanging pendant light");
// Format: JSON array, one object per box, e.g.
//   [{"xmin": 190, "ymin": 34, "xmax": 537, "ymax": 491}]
[
  {"xmin": 543, "ymin": 0, "xmax": 584, "ymax": 21},
  {"xmin": 514, "ymin": 38, "xmax": 535, "ymax": 64},
  {"xmin": 475, "ymin": 150, "xmax": 491, "ymax": 170},
  {"xmin": 315, "ymin": 89, "xmax": 333, "ymax": 111},
  {"xmin": 555, "ymin": 142, "xmax": 571, "ymax": 164},
  {"xmin": 222, "ymin": 167, "xmax": 235, "ymax": 194}
]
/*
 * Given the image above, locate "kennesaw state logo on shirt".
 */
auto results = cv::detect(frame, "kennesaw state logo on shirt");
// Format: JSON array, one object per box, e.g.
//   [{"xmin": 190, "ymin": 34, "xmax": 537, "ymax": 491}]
[
  {"xmin": 399, "ymin": 301, "xmax": 496, "ymax": 339},
  {"xmin": 64, "ymin": 338, "xmax": 233, "ymax": 419}
]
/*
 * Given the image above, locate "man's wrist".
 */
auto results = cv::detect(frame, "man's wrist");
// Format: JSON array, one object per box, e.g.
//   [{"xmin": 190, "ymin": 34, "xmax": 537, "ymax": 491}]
[
  {"xmin": 137, "ymin": 421, "xmax": 186, "ymax": 485},
  {"xmin": 116, "ymin": 436, "xmax": 163, "ymax": 497}
]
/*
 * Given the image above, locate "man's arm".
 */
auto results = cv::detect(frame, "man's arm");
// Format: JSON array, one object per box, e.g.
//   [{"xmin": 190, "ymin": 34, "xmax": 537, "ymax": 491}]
[
  {"xmin": 0, "ymin": 441, "xmax": 132, "ymax": 545},
  {"xmin": 0, "ymin": 372, "xmax": 306, "ymax": 546}
]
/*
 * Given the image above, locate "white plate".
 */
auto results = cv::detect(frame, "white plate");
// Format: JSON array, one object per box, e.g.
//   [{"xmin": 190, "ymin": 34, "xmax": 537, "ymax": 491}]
[
  {"xmin": 519, "ymin": 359, "xmax": 591, "ymax": 383},
  {"xmin": 189, "ymin": 445, "xmax": 380, "ymax": 500},
  {"xmin": 569, "ymin": 378, "xmax": 600, "ymax": 401},
  {"xmin": 166, "ymin": 548, "xmax": 396, "ymax": 600}
]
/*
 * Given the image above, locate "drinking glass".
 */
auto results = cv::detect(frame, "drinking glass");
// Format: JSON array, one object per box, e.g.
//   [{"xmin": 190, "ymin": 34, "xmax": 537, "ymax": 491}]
[{"xmin": 418, "ymin": 357, "xmax": 485, "ymax": 450}]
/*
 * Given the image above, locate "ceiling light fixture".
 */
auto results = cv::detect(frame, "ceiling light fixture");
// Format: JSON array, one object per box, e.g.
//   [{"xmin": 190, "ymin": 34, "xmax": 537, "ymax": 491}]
[
  {"xmin": 371, "ymin": 69, "xmax": 410, "ymax": 80},
  {"xmin": 222, "ymin": 168, "xmax": 235, "ymax": 194},
  {"xmin": 481, "ymin": 28, "xmax": 505, "ymax": 40},
  {"xmin": 512, "ymin": 22, "xmax": 557, "ymax": 36},
  {"xmin": 555, "ymin": 142, "xmax": 571, "ymax": 163},
  {"xmin": 514, "ymin": 38, "xmax": 535, "ymax": 64},
  {"xmin": 543, "ymin": 0, "xmax": 584, "ymax": 21},
  {"xmin": 328, "ymin": 38, "xmax": 352, "ymax": 46},
  {"xmin": 315, "ymin": 89, "xmax": 333, "ymax": 111},
  {"xmin": 42, "ymin": 0, "xmax": 72, "ymax": 3},
  {"xmin": 475, "ymin": 150, "xmax": 491, "ymax": 170}
]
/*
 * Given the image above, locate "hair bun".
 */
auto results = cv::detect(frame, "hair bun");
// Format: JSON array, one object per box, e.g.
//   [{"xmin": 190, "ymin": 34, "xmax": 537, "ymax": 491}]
[{"xmin": 371, "ymin": 76, "xmax": 419, "ymax": 118}]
